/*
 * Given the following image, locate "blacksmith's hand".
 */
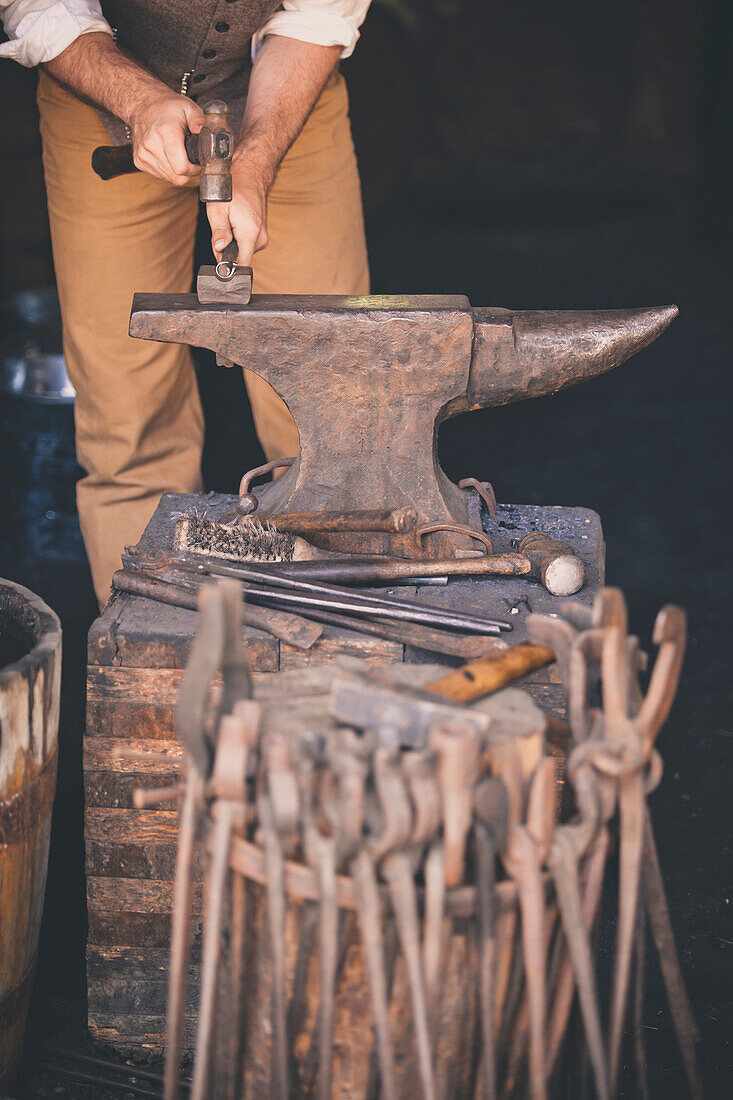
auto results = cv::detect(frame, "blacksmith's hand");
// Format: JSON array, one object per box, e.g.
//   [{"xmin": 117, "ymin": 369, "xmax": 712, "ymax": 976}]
[
  {"xmin": 206, "ymin": 158, "xmax": 269, "ymax": 267},
  {"xmin": 128, "ymin": 92, "xmax": 205, "ymax": 186}
]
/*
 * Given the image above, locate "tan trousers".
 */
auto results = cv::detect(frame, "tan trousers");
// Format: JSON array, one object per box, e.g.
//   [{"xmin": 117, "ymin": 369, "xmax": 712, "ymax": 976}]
[{"xmin": 37, "ymin": 69, "xmax": 369, "ymax": 604}]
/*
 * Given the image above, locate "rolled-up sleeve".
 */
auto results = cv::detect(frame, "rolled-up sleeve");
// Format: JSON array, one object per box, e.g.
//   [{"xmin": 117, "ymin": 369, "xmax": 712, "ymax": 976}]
[
  {"xmin": 0, "ymin": 0, "xmax": 112, "ymax": 67},
  {"xmin": 252, "ymin": 1, "xmax": 372, "ymax": 61}
]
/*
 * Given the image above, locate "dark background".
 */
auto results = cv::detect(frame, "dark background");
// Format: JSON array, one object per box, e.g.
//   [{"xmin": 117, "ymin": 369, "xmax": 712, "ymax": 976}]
[{"xmin": 1, "ymin": 0, "xmax": 731, "ymax": 1096}]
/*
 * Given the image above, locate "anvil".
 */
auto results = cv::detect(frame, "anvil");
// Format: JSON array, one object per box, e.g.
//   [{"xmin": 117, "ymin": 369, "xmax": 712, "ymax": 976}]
[{"xmin": 130, "ymin": 294, "xmax": 676, "ymax": 554}]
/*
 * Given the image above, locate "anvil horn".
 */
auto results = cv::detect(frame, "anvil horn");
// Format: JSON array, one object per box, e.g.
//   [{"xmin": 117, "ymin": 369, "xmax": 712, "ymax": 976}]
[{"xmin": 457, "ymin": 305, "xmax": 679, "ymax": 414}]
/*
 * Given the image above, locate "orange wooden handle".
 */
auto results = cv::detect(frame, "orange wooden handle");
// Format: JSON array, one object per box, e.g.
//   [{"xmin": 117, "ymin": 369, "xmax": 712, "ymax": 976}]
[{"xmin": 427, "ymin": 644, "xmax": 555, "ymax": 703}]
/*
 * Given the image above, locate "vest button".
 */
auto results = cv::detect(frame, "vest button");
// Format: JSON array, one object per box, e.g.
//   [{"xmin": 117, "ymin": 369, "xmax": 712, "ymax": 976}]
[
  {"xmin": 202, "ymin": 49, "xmax": 216, "ymax": 59},
  {"xmin": 215, "ymin": 21, "xmax": 230, "ymax": 32}
]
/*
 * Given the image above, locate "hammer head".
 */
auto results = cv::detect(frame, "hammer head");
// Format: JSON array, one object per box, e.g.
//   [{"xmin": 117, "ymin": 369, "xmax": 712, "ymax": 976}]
[{"xmin": 196, "ymin": 100, "xmax": 234, "ymax": 203}]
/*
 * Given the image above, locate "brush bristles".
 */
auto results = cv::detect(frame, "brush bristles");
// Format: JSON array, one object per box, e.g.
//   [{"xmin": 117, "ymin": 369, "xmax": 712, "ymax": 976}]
[{"xmin": 174, "ymin": 513, "xmax": 296, "ymax": 562}]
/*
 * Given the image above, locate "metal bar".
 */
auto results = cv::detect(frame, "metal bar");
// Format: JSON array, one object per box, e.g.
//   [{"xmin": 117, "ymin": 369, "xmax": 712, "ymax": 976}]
[
  {"xmin": 112, "ymin": 569, "xmax": 323, "ymax": 649},
  {"xmin": 191, "ymin": 803, "xmax": 235, "ymax": 1100},
  {"xmin": 353, "ymin": 850, "xmax": 398, "ymax": 1100},
  {"xmin": 164, "ymin": 766, "xmax": 202, "ymax": 1100},
  {"xmin": 133, "ymin": 550, "xmax": 511, "ymax": 633}
]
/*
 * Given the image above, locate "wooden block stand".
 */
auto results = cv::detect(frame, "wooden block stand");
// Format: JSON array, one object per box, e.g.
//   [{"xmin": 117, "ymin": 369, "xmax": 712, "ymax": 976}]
[{"xmin": 83, "ymin": 492, "xmax": 604, "ymax": 1053}]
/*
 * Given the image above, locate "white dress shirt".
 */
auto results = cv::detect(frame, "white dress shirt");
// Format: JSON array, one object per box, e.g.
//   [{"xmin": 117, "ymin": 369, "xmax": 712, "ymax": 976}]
[{"xmin": 0, "ymin": 0, "xmax": 371, "ymax": 68}]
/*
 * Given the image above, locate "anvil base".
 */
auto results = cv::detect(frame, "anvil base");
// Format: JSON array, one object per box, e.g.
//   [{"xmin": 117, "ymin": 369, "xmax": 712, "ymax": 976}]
[{"xmin": 83, "ymin": 491, "xmax": 603, "ymax": 1054}]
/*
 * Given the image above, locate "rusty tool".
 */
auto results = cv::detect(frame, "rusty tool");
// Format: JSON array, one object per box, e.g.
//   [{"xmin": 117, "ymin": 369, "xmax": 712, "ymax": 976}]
[
  {"xmin": 92, "ymin": 100, "xmax": 253, "ymax": 306},
  {"xmin": 191, "ymin": 710, "xmax": 255, "ymax": 1100},
  {"xmin": 121, "ymin": 546, "xmax": 512, "ymax": 635},
  {"xmin": 196, "ymin": 249, "xmax": 253, "ymax": 307},
  {"xmin": 299, "ymin": 754, "xmax": 338, "ymax": 1100},
  {"xmin": 92, "ymin": 99, "xmax": 234, "ymax": 199},
  {"xmin": 163, "ymin": 581, "xmax": 253, "ymax": 1100},
  {"xmin": 501, "ymin": 757, "xmax": 556, "ymax": 1100},
  {"xmin": 546, "ymin": 765, "xmax": 609, "ymax": 1100},
  {"xmin": 372, "ymin": 747, "xmax": 438, "ymax": 1100},
  {"xmin": 258, "ymin": 791, "xmax": 289, "ymax": 1100},
  {"xmin": 402, "ymin": 749, "xmax": 444, "ymax": 1029},
  {"xmin": 430, "ymin": 720, "xmax": 480, "ymax": 889},
  {"xmin": 153, "ymin": 578, "xmax": 702, "ymax": 1098},
  {"xmin": 352, "ymin": 844, "xmax": 398, "ymax": 1100},
  {"xmin": 118, "ymin": 550, "xmax": 507, "ymax": 658},
  {"xmin": 185, "ymin": 541, "xmax": 583, "ymax": 595},
  {"xmin": 111, "ymin": 567, "xmax": 323, "ymax": 649},
  {"xmin": 130, "ymin": 295, "xmax": 677, "ymax": 557},
  {"xmin": 472, "ymin": 777, "xmax": 509, "ymax": 1100},
  {"xmin": 530, "ymin": 588, "xmax": 701, "ymax": 1098},
  {"xmin": 331, "ymin": 666, "xmax": 492, "ymax": 751},
  {"xmin": 164, "ymin": 761, "xmax": 203, "ymax": 1100}
]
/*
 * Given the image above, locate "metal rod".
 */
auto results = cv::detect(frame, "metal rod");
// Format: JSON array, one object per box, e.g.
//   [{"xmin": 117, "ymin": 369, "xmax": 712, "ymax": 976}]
[
  {"xmin": 242, "ymin": 598, "xmax": 507, "ymax": 658},
  {"xmin": 112, "ymin": 569, "xmax": 323, "ymax": 649},
  {"xmin": 158, "ymin": 552, "xmax": 511, "ymax": 633},
  {"xmin": 235, "ymin": 584, "xmax": 507, "ymax": 636}
]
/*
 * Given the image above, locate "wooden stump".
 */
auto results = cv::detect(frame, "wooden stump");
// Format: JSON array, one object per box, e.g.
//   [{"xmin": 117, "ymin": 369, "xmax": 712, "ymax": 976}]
[{"xmin": 84, "ymin": 492, "xmax": 604, "ymax": 1053}]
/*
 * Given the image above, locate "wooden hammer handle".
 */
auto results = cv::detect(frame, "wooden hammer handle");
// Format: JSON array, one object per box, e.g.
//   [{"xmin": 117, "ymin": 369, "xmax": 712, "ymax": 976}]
[{"xmin": 426, "ymin": 644, "xmax": 555, "ymax": 703}]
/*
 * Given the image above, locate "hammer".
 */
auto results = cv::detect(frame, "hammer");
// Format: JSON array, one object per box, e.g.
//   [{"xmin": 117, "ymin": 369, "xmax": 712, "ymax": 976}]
[
  {"xmin": 93, "ymin": 100, "xmax": 253, "ymax": 301},
  {"xmin": 91, "ymin": 99, "xmax": 234, "ymax": 202}
]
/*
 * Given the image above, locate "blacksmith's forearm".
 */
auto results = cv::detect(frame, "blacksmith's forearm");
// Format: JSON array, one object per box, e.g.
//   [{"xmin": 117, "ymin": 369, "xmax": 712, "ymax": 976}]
[
  {"xmin": 43, "ymin": 32, "xmax": 166, "ymax": 128},
  {"xmin": 235, "ymin": 35, "xmax": 341, "ymax": 191}
]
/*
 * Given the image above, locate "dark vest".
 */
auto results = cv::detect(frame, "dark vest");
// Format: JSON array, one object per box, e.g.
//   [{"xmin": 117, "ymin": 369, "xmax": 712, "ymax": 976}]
[{"xmin": 99, "ymin": 0, "xmax": 281, "ymax": 142}]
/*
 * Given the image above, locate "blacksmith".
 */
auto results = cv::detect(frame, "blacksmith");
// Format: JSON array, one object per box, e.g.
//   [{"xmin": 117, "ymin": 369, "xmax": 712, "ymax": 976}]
[{"xmin": 0, "ymin": 1, "xmax": 371, "ymax": 603}]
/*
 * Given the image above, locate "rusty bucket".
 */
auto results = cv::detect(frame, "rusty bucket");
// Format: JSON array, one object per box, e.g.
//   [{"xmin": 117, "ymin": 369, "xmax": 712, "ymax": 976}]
[{"xmin": 0, "ymin": 580, "xmax": 62, "ymax": 1091}]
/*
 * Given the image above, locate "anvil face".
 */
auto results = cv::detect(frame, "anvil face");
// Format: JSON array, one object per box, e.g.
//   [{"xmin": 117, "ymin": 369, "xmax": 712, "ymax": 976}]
[{"xmin": 129, "ymin": 293, "xmax": 677, "ymax": 555}]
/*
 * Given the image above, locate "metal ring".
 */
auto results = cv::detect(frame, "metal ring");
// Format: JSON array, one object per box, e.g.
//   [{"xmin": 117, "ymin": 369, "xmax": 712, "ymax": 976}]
[
  {"xmin": 415, "ymin": 522, "xmax": 493, "ymax": 556},
  {"xmin": 235, "ymin": 456, "xmax": 297, "ymax": 515},
  {"xmin": 215, "ymin": 260, "xmax": 237, "ymax": 280},
  {"xmin": 458, "ymin": 478, "xmax": 497, "ymax": 518}
]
